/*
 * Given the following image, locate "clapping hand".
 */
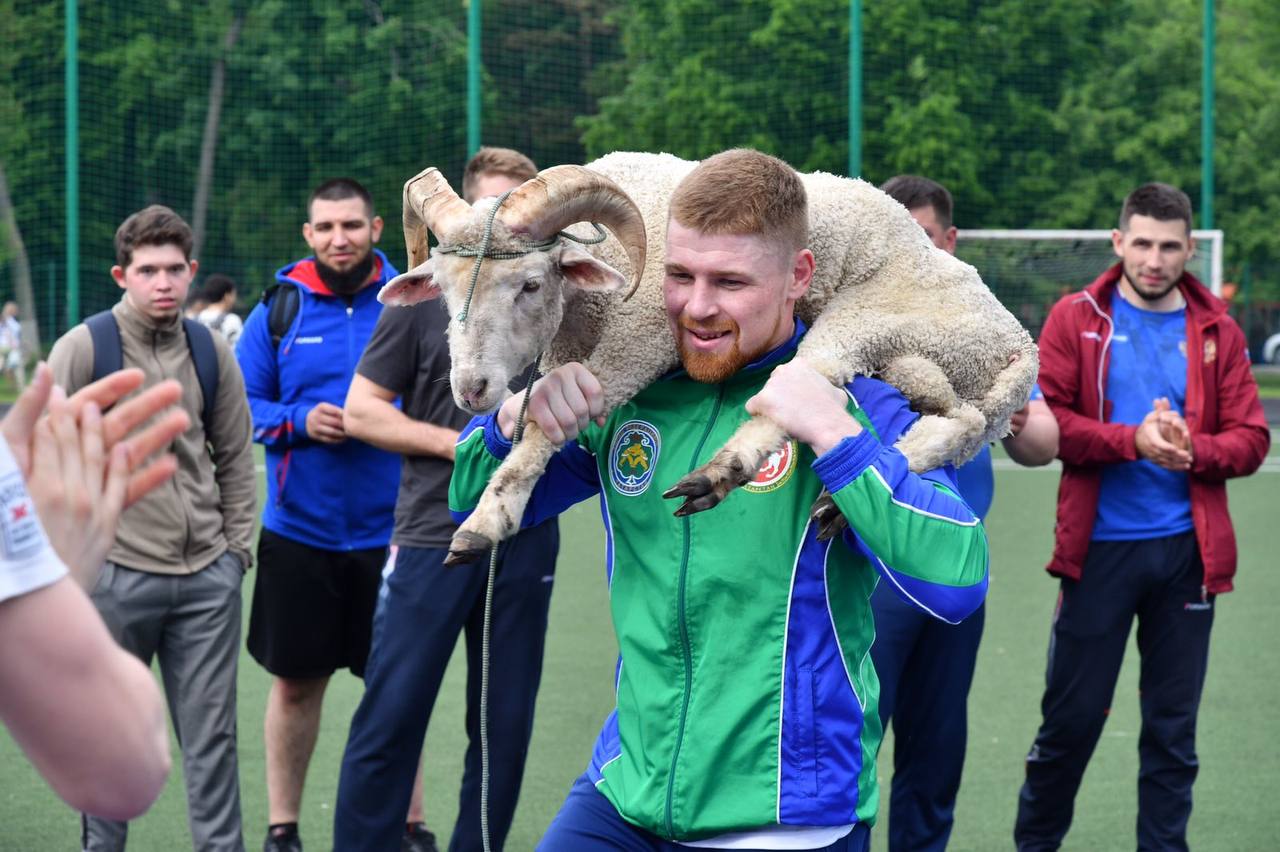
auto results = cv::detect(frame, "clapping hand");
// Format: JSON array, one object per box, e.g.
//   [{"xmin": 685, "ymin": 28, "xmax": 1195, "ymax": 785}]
[{"xmin": 1, "ymin": 363, "xmax": 190, "ymax": 587}]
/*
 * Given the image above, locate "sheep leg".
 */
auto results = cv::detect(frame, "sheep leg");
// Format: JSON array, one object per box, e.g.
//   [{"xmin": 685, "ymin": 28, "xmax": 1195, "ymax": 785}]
[
  {"xmin": 663, "ymin": 415, "xmax": 788, "ymax": 515},
  {"xmin": 811, "ymin": 490, "xmax": 848, "ymax": 541},
  {"xmin": 446, "ymin": 422, "xmax": 559, "ymax": 566}
]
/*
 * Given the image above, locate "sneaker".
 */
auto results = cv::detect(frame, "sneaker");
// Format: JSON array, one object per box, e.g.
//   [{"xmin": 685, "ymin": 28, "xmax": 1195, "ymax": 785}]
[
  {"xmin": 263, "ymin": 825, "xmax": 303, "ymax": 852},
  {"xmin": 402, "ymin": 822, "xmax": 439, "ymax": 852}
]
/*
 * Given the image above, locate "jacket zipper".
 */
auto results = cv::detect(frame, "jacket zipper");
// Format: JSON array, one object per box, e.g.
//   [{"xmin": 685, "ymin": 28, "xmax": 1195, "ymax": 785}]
[
  {"xmin": 664, "ymin": 383, "xmax": 725, "ymax": 837},
  {"xmin": 1079, "ymin": 291, "xmax": 1115, "ymax": 422}
]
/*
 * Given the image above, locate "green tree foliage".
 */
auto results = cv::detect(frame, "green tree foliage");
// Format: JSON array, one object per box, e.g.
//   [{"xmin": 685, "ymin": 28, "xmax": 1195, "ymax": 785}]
[{"xmin": 2, "ymin": 0, "xmax": 1278, "ymax": 342}]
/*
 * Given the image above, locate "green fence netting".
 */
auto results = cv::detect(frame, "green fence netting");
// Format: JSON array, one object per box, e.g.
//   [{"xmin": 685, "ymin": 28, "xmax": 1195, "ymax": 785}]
[{"xmin": 3, "ymin": 0, "xmax": 1279, "ymax": 355}]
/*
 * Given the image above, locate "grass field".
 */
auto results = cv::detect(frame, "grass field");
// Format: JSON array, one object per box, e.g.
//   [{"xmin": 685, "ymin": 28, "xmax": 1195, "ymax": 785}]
[{"xmin": 2, "ymin": 443, "xmax": 1277, "ymax": 851}]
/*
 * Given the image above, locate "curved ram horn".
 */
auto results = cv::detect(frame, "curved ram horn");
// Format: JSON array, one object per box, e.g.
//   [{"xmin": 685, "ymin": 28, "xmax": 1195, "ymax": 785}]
[
  {"xmin": 498, "ymin": 165, "xmax": 647, "ymax": 299},
  {"xmin": 402, "ymin": 167, "xmax": 472, "ymax": 269}
]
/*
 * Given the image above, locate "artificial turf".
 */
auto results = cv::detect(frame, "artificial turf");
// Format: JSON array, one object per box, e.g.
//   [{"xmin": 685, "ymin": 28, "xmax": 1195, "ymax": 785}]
[{"xmin": 2, "ymin": 449, "xmax": 1275, "ymax": 851}]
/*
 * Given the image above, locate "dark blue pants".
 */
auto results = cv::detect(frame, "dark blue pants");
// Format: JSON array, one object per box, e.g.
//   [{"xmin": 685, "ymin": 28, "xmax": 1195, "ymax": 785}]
[
  {"xmin": 868, "ymin": 583, "xmax": 985, "ymax": 852},
  {"xmin": 538, "ymin": 774, "xmax": 871, "ymax": 851},
  {"xmin": 334, "ymin": 520, "xmax": 559, "ymax": 852},
  {"xmin": 1014, "ymin": 532, "xmax": 1213, "ymax": 852}
]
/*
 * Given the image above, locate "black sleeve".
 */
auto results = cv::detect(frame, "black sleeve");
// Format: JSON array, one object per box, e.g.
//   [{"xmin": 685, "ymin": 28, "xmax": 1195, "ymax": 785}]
[{"xmin": 356, "ymin": 304, "xmax": 419, "ymax": 395}]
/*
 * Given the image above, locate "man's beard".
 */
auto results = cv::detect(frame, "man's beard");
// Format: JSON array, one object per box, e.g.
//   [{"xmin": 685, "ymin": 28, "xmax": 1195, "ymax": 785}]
[
  {"xmin": 316, "ymin": 251, "xmax": 375, "ymax": 295},
  {"xmin": 676, "ymin": 312, "xmax": 782, "ymax": 383},
  {"xmin": 1122, "ymin": 265, "xmax": 1180, "ymax": 303}
]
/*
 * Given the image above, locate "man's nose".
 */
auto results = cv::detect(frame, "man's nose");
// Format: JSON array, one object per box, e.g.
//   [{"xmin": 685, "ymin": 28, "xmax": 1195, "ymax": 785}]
[{"xmin": 685, "ymin": 280, "xmax": 718, "ymax": 318}]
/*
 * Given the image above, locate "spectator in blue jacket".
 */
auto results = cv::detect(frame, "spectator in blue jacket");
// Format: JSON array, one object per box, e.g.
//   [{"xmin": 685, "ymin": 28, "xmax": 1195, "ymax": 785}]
[{"xmin": 236, "ymin": 178, "xmax": 432, "ymax": 852}]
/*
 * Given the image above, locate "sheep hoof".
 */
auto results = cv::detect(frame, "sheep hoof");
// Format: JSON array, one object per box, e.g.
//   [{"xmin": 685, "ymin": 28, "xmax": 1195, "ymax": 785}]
[
  {"xmin": 445, "ymin": 530, "xmax": 493, "ymax": 566},
  {"xmin": 662, "ymin": 474, "xmax": 725, "ymax": 516},
  {"xmin": 811, "ymin": 491, "xmax": 848, "ymax": 541}
]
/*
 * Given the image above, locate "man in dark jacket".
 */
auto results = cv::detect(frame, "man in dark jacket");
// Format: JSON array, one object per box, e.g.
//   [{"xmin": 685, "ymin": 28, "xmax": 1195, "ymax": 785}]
[
  {"xmin": 237, "ymin": 178, "xmax": 429, "ymax": 852},
  {"xmin": 1014, "ymin": 183, "xmax": 1269, "ymax": 851}
]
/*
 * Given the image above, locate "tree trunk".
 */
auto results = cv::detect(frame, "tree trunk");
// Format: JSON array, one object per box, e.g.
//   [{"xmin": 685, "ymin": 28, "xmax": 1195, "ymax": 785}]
[
  {"xmin": 191, "ymin": 12, "xmax": 243, "ymax": 261},
  {"xmin": 0, "ymin": 159, "xmax": 42, "ymax": 357}
]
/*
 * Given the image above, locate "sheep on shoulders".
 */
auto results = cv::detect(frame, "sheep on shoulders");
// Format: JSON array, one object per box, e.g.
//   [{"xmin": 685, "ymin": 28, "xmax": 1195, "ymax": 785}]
[{"xmin": 379, "ymin": 151, "xmax": 1037, "ymax": 563}]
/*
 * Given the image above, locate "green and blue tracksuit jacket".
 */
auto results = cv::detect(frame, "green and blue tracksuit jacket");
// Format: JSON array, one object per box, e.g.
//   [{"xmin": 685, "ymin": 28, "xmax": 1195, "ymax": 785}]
[{"xmin": 450, "ymin": 324, "xmax": 989, "ymax": 842}]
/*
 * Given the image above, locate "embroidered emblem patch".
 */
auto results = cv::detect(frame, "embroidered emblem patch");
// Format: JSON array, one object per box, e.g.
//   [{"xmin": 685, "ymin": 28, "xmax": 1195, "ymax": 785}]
[
  {"xmin": 609, "ymin": 420, "xmax": 661, "ymax": 496},
  {"xmin": 742, "ymin": 440, "xmax": 797, "ymax": 493}
]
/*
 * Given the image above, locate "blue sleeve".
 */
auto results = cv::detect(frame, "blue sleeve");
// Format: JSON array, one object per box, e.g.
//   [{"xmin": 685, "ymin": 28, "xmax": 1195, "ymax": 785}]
[
  {"xmin": 236, "ymin": 303, "xmax": 312, "ymax": 448},
  {"xmin": 449, "ymin": 414, "xmax": 602, "ymax": 528},
  {"xmin": 821, "ymin": 378, "xmax": 989, "ymax": 624}
]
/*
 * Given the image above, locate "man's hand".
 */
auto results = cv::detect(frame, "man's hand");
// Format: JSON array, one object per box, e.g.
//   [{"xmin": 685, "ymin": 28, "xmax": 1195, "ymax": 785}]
[
  {"xmin": 745, "ymin": 359, "xmax": 860, "ymax": 456},
  {"xmin": 2, "ymin": 363, "xmax": 190, "ymax": 507},
  {"xmin": 1007, "ymin": 403, "xmax": 1030, "ymax": 437},
  {"xmin": 26, "ymin": 393, "xmax": 131, "ymax": 588},
  {"xmin": 306, "ymin": 402, "xmax": 347, "ymax": 444},
  {"xmin": 497, "ymin": 363, "xmax": 605, "ymax": 445},
  {"xmin": 1135, "ymin": 400, "xmax": 1192, "ymax": 472},
  {"xmin": 1153, "ymin": 397, "xmax": 1192, "ymax": 455}
]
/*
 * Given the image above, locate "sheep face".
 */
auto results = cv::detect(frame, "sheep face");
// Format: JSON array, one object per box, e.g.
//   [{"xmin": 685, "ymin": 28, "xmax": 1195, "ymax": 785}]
[{"xmin": 381, "ymin": 239, "xmax": 628, "ymax": 414}]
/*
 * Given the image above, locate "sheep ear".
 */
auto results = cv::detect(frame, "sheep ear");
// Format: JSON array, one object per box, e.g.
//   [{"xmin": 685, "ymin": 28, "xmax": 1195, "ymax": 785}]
[
  {"xmin": 558, "ymin": 245, "xmax": 627, "ymax": 293},
  {"xmin": 379, "ymin": 260, "xmax": 440, "ymax": 305}
]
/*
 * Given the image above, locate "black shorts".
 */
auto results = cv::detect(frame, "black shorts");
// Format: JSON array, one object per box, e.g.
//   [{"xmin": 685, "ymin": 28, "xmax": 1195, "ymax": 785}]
[{"xmin": 247, "ymin": 528, "xmax": 387, "ymax": 679}]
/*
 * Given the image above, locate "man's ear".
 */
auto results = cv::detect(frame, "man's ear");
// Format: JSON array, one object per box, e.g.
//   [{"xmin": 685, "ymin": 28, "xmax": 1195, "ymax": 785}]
[
  {"xmin": 558, "ymin": 245, "xmax": 627, "ymax": 293},
  {"xmin": 111, "ymin": 265, "xmax": 127, "ymax": 289},
  {"xmin": 378, "ymin": 259, "xmax": 441, "ymax": 305}
]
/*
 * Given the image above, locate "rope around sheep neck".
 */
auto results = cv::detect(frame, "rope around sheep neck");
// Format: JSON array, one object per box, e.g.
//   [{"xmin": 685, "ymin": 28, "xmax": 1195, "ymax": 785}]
[{"xmin": 435, "ymin": 188, "xmax": 608, "ymax": 327}]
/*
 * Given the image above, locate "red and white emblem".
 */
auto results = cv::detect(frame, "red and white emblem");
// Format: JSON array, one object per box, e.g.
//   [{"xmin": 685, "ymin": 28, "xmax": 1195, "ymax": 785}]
[{"xmin": 743, "ymin": 441, "xmax": 797, "ymax": 493}]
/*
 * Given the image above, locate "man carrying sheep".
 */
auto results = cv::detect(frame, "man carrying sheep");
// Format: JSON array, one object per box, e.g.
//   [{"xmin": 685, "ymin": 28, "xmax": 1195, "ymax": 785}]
[
  {"xmin": 334, "ymin": 147, "xmax": 560, "ymax": 852},
  {"xmin": 1014, "ymin": 183, "xmax": 1269, "ymax": 851},
  {"xmin": 872, "ymin": 175, "xmax": 1058, "ymax": 852},
  {"xmin": 450, "ymin": 149, "xmax": 990, "ymax": 851}
]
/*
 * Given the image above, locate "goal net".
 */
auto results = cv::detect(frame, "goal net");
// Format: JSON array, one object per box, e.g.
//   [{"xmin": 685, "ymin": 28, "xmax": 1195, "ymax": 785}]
[{"xmin": 955, "ymin": 230, "xmax": 1224, "ymax": 338}]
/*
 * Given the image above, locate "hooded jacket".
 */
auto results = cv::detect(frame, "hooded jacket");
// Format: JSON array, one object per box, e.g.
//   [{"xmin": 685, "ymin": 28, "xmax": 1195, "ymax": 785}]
[
  {"xmin": 237, "ymin": 250, "xmax": 402, "ymax": 550},
  {"xmin": 450, "ymin": 326, "xmax": 989, "ymax": 844},
  {"xmin": 49, "ymin": 295, "xmax": 257, "ymax": 574},
  {"xmin": 1037, "ymin": 264, "xmax": 1269, "ymax": 593}
]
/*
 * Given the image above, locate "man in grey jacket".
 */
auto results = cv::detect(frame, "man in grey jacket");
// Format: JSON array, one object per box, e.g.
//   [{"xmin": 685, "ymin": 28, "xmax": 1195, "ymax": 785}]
[{"xmin": 49, "ymin": 205, "xmax": 257, "ymax": 852}]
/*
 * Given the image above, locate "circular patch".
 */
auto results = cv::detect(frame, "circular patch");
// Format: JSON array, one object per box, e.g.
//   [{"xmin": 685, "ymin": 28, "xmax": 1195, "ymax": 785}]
[
  {"xmin": 742, "ymin": 441, "xmax": 797, "ymax": 494},
  {"xmin": 609, "ymin": 420, "xmax": 662, "ymax": 496}
]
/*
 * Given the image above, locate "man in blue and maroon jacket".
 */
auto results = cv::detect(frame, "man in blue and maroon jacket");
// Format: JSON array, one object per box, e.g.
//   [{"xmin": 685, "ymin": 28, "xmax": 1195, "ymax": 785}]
[
  {"xmin": 237, "ymin": 178, "xmax": 432, "ymax": 852},
  {"xmin": 1014, "ymin": 183, "xmax": 1269, "ymax": 851}
]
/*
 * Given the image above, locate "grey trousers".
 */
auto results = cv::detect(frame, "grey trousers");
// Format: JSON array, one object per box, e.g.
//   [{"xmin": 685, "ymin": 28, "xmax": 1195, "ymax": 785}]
[{"xmin": 82, "ymin": 552, "xmax": 246, "ymax": 852}]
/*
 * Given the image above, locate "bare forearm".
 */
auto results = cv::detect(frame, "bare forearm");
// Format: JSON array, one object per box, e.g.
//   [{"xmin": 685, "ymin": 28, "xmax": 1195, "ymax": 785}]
[
  {"xmin": 345, "ymin": 396, "xmax": 459, "ymax": 460},
  {"xmin": 0, "ymin": 580, "xmax": 170, "ymax": 819},
  {"xmin": 1002, "ymin": 402, "xmax": 1059, "ymax": 467}
]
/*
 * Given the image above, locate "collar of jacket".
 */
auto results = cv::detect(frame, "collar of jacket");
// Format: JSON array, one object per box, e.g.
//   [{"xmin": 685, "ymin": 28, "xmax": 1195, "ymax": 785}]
[
  {"xmin": 1082, "ymin": 263, "xmax": 1227, "ymax": 327},
  {"xmin": 275, "ymin": 248, "xmax": 391, "ymax": 297},
  {"xmin": 114, "ymin": 291, "xmax": 183, "ymax": 340}
]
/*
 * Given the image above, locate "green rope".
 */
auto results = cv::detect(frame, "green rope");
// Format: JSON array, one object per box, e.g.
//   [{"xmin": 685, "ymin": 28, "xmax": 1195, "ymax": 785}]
[{"xmin": 439, "ymin": 196, "xmax": 610, "ymax": 327}]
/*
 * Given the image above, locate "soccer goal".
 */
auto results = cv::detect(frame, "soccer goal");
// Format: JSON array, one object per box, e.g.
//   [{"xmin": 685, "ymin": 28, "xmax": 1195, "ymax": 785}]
[{"xmin": 955, "ymin": 229, "xmax": 1224, "ymax": 337}]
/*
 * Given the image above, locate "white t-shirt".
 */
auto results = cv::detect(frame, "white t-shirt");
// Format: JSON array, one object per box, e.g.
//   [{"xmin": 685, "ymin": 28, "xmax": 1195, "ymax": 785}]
[
  {"xmin": 0, "ymin": 435, "xmax": 67, "ymax": 603},
  {"xmin": 197, "ymin": 306, "xmax": 244, "ymax": 348}
]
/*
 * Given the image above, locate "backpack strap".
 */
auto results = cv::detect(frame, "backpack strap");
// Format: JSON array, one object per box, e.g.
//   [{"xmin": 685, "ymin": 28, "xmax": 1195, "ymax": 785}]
[
  {"xmin": 261, "ymin": 281, "xmax": 301, "ymax": 350},
  {"xmin": 85, "ymin": 309, "xmax": 219, "ymax": 437},
  {"xmin": 182, "ymin": 319, "xmax": 219, "ymax": 437},
  {"xmin": 85, "ymin": 310, "xmax": 123, "ymax": 383}
]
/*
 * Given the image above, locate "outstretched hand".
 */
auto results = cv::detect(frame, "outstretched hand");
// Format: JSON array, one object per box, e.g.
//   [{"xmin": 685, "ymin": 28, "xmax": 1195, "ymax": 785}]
[{"xmin": 1, "ymin": 363, "xmax": 190, "ymax": 586}]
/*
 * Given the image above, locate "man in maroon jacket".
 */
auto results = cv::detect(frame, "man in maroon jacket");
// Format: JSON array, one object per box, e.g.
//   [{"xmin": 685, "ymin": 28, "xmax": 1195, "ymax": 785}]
[{"xmin": 1014, "ymin": 183, "xmax": 1269, "ymax": 851}]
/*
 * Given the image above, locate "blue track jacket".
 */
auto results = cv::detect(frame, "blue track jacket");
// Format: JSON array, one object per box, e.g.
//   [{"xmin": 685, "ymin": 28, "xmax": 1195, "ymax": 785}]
[{"xmin": 237, "ymin": 250, "xmax": 402, "ymax": 550}]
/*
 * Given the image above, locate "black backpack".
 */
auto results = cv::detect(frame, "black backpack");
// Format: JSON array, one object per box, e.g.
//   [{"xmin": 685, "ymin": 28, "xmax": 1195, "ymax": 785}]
[
  {"xmin": 260, "ymin": 281, "xmax": 301, "ymax": 350},
  {"xmin": 85, "ymin": 310, "xmax": 219, "ymax": 437}
]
